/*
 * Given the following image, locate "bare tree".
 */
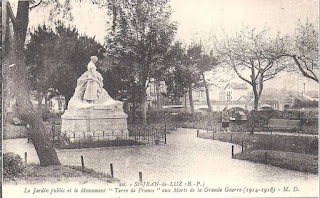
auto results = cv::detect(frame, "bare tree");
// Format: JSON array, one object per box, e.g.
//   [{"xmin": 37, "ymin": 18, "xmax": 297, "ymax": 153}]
[
  {"xmin": 216, "ymin": 26, "xmax": 287, "ymax": 111},
  {"xmin": 287, "ymin": 20, "xmax": 318, "ymax": 82}
]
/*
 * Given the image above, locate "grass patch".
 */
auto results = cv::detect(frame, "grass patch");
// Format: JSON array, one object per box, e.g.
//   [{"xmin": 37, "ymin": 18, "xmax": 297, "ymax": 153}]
[
  {"xmin": 199, "ymin": 132, "xmax": 318, "ymax": 155},
  {"xmin": 234, "ymin": 149, "xmax": 318, "ymax": 174},
  {"xmin": 66, "ymin": 165, "xmax": 119, "ymax": 183},
  {"xmin": 198, "ymin": 131, "xmax": 318, "ymax": 173},
  {"xmin": 4, "ymin": 163, "xmax": 118, "ymax": 185}
]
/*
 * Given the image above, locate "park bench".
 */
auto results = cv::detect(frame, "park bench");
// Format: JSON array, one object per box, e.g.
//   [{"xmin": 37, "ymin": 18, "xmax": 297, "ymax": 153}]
[{"xmin": 264, "ymin": 119, "xmax": 302, "ymax": 134}]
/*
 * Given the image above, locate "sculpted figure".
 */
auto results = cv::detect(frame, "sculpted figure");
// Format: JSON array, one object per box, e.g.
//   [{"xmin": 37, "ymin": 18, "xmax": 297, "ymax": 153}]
[
  {"xmin": 83, "ymin": 56, "xmax": 102, "ymax": 102},
  {"xmin": 67, "ymin": 56, "xmax": 122, "ymax": 110}
]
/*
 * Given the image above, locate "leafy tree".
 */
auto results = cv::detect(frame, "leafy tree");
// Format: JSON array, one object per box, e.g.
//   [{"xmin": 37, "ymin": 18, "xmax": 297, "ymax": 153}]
[
  {"xmin": 163, "ymin": 41, "xmax": 220, "ymax": 113},
  {"xmin": 186, "ymin": 43, "xmax": 218, "ymax": 112},
  {"xmin": 106, "ymin": 0, "xmax": 177, "ymax": 124},
  {"xmin": 162, "ymin": 42, "xmax": 188, "ymax": 105},
  {"xmin": 198, "ymin": 54, "xmax": 219, "ymax": 112},
  {"xmin": 163, "ymin": 42, "xmax": 199, "ymax": 113},
  {"xmin": 26, "ymin": 22, "xmax": 105, "ymax": 107},
  {"xmin": 165, "ymin": 42, "xmax": 205, "ymax": 112},
  {"xmin": 216, "ymin": 26, "xmax": 287, "ymax": 111},
  {"xmin": 287, "ymin": 20, "xmax": 318, "ymax": 82},
  {"xmin": 99, "ymin": 56, "xmax": 135, "ymax": 101},
  {"xmin": 25, "ymin": 24, "xmax": 58, "ymax": 115}
]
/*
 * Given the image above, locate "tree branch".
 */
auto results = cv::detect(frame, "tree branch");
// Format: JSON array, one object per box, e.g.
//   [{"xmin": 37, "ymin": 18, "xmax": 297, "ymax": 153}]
[
  {"xmin": 298, "ymin": 56, "xmax": 318, "ymax": 80},
  {"xmin": 232, "ymin": 64, "xmax": 252, "ymax": 85},
  {"xmin": 293, "ymin": 55, "xmax": 318, "ymax": 82},
  {"xmin": 29, "ymin": 0, "xmax": 43, "ymax": 10}
]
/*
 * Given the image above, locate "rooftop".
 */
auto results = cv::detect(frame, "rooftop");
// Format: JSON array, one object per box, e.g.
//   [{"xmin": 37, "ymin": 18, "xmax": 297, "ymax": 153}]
[{"xmin": 225, "ymin": 83, "xmax": 248, "ymax": 90}]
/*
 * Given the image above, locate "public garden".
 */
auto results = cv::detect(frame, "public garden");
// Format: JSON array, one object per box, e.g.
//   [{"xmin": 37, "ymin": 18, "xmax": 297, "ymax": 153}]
[
  {"xmin": 3, "ymin": 108, "xmax": 318, "ymax": 181},
  {"xmin": 1, "ymin": 0, "xmax": 319, "ymax": 197}
]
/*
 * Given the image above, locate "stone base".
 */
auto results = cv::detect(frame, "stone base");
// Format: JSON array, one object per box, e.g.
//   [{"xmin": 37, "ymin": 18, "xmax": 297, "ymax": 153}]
[{"xmin": 61, "ymin": 106, "xmax": 128, "ymax": 142}]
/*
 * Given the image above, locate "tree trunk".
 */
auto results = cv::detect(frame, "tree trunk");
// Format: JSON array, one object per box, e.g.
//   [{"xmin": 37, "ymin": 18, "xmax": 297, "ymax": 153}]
[
  {"xmin": 156, "ymin": 81, "xmax": 161, "ymax": 109},
  {"xmin": 3, "ymin": 1, "xmax": 60, "ymax": 166},
  {"xmin": 205, "ymin": 86, "xmax": 212, "ymax": 112},
  {"xmin": 17, "ymin": 94, "xmax": 61, "ymax": 166},
  {"xmin": 3, "ymin": 48, "xmax": 61, "ymax": 166},
  {"xmin": 141, "ymin": 86, "xmax": 147, "ymax": 125},
  {"xmin": 250, "ymin": 66, "xmax": 259, "ymax": 111},
  {"xmin": 257, "ymin": 72, "xmax": 264, "ymax": 109},
  {"xmin": 37, "ymin": 90, "xmax": 43, "ymax": 116},
  {"xmin": 253, "ymin": 95, "xmax": 259, "ymax": 111},
  {"xmin": 252, "ymin": 73, "xmax": 264, "ymax": 111},
  {"xmin": 188, "ymin": 84, "xmax": 194, "ymax": 113},
  {"xmin": 132, "ymin": 87, "xmax": 137, "ymax": 124},
  {"xmin": 252, "ymin": 83, "xmax": 259, "ymax": 111},
  {"xmin": 202, "ymin": 72, "xmax": 212, "ymax": 112}
]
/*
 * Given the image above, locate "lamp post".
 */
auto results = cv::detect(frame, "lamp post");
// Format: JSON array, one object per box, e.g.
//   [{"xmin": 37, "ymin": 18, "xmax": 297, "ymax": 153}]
[{"xmin": 302, "ymin": 83, "xmax": 306, "ymax": 100}]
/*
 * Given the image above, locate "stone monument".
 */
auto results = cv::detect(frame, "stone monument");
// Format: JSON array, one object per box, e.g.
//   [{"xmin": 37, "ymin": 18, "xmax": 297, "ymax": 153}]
[{"xmin": 61, "ymin": 56, "xmax": 128, "ymax": 142}]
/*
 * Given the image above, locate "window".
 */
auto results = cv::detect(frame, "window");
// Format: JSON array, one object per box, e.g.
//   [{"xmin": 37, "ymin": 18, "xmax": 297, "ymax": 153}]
[
  {"xmin": 58, "ymin": 101, "xmax": 63, "ymax": 111},
  {"xmin": 226, "ymin": 90, "xmax": 233, "ymax": 101}
]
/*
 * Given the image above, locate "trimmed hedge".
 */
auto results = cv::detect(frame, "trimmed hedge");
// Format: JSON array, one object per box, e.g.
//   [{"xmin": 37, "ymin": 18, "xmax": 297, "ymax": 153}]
[{"xmin": 129, "ymin": 109, "xmax": 317, "ymax": 127}]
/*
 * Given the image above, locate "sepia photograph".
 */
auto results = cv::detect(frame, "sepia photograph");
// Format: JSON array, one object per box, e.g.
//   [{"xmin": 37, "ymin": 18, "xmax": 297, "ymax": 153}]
[{"xmin": 1, "ymin": 0, "xmax": 319, "ymax": 197}]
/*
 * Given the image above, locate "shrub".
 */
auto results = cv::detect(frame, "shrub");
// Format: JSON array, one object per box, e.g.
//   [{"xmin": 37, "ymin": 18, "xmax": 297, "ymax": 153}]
[
  {"xmin": 128, "ymin": 108, "xmax": 318, "ymax": 133},
  {"xmin": 245, "ymin": 110, "xmax": 318, "ymax": 132},
  {"xmin": 3, "ymin": 153, "xmax": 25, "ymax": 178},
  {"xmin": 291, "ymin": 99, "xmax": 318, "ymax": 109}
]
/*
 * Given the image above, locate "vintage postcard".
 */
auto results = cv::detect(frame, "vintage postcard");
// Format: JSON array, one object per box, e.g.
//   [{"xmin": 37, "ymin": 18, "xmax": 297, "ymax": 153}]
[{"xmin": 2, "ymin": 0, "xmax": 319, "ymax": 198}]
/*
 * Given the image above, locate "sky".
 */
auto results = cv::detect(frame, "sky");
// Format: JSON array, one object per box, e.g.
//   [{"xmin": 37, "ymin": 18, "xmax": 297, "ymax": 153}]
[
  {"xmin": 26, "ymin": 0, "xmax": 319, "ymax": 93},
  {"xmin": 27, "ymin": 0, "xmax": 319, "ymax": 43},
  {"xmin": 170, "ymin": 0, "xmax": 318, "ymax": 42}
]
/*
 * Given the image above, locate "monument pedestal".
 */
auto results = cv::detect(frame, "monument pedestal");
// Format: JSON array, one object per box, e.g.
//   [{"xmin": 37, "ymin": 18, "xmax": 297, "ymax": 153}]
[
  {"xmin": 60, "ymin": 58, "xmax": 128, "ymax": 143},
  {"xmin": 61, "ymin": 105, "xmax": 128, "ymax": 142}
]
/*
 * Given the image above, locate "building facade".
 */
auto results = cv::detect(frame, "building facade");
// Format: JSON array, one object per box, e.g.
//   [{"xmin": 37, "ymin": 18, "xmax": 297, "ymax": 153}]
[
  {"xmin": 31, "ymin": 95, "xmax": 66, "ymax": 113},
  {"xmin": 48, "ymin": 95, "xmax": 66, "ymax": 113},
  {"xmin": 223, "ymin": 83, "xmax": 249, "ymax": 101}
]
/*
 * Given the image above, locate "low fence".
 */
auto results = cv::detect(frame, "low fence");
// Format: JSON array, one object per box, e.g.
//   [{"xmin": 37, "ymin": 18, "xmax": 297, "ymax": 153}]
[
  {"xmin": 128, "ymin": 123, "xmax": 177, "ymax": 144},
  {"xmin": 48, "ymin": 123, "xmax": 178, "ymax": 147},
  {"xmin": 61, "ymin": 129, "xmax": 129, "ymax": 142},
  {"xmin": 198, "ymin": 131, "xmax": 318, "ymax": 155}
]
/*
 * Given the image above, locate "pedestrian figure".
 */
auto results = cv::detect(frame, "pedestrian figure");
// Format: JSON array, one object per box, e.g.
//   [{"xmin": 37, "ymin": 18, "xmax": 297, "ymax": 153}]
[{"xmin": 221, "ymin": 107, "xmax": 230, "ymax": 132}]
